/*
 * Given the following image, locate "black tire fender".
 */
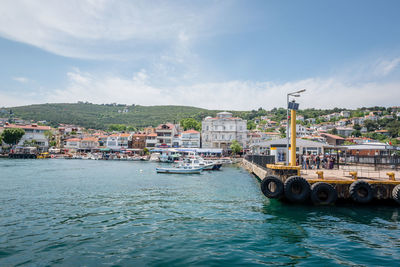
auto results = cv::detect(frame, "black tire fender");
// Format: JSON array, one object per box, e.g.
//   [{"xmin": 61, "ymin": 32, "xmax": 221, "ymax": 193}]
[
  {"xmin": 260, "ymin": 175, "xmax": 284, "ymax": 199},
  {"xmin": 284, "ymin": 176, "xmax": 311, "ymax": 203},
  {"xmin": 392, "ymin": 184, "xmax": 400, "ymax": 205},
  {"xmin": 311, "ymin": 182, "xmax": 337, "ymax": 205},
  {"xmin": 349, "ymin": 180, "xmax": 373, "ymax": 204}
]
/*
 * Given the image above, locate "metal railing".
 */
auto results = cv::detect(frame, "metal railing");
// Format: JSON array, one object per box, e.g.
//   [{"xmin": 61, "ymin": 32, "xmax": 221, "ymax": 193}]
[
  {"xmin": 245, "ymin": 155, "xmax": 275, "ymax": 169},
  {"xmin": 340, "ymin": 155, "xmax": 400, "ymax": 170}
]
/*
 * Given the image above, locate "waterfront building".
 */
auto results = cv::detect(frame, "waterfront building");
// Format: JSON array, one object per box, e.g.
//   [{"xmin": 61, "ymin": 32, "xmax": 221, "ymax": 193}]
[
  {"xmin": 343, "ymin": 142, "xmax": 400, "ymax": 156},
  {"xmin": 155, "ymin": 123, "xmax": 178, "ymax": 148},
  {"xmin": 80, "ymin": 137, "xmax": 99, "ymax": 151},
  {"xmin": 106, "ymin": 133, "xmax": 131, "ymax": 150},
  {"xmin": 143, "ymin": 126, "xmax": 156, "ymax": 135},
  {"xmin": 145, "ymin": 133, "xmax": 157, "ymax": 148},
  {"xmin": 129, "ymin": 133, "xmax": 147, "ymax": 149},
  {"xmin": 201, "ymin": 112, "xmax": 247, "ymax": 149},
  {"xmin": 64, "ymin": 138, "xmax": 81, "ymax": 151},
  {"xmin": 4, "ymin": 123, "xmax": 51, "ymax": 152},
  {"xmin": 249, "ymin": 138, "xmax": 327, "ymax": 162},
  {"xmin": 180, "ymin": 129, "xmax": 200, "ymax": 148}
]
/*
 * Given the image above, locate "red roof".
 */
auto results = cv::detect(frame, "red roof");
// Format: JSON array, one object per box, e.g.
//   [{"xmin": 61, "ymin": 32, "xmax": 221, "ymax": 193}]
[
  {"xmin": 66, "ymin": 138, "xmax": 80, "ymax": 142},
  {"xmin": 81, "ymin": 137, "xmax": 98, "ymax": 142},
  {"xmin": 182, "ymin": 129, "xmax": 199, "ymax": 134},
  {"xmin": 147, "ymin": 133, "xmax": 157, "ymax": 137},
  {"xmin": 156, "ymin": 123, "xmax": 175, "ymax": 130},
  {"xmin": 5, "ymin": 124, "xmax": 51, "ymax": 131},
  {"xmin": 320, "ymin": 133, "xmax": 345, "ymax": 140}
]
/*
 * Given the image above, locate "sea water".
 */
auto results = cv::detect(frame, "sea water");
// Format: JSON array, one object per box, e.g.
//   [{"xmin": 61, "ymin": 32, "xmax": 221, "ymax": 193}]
[{"xmin": 1, "ymin": 159, "xmax": 400, "ymax": 266}]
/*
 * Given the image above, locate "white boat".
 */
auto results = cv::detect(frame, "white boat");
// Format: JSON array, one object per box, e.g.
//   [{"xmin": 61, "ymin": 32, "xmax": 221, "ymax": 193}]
[
  {"xmin": 156, "ymin": 165, "xmax": 204, "ymax": 174},
  {"xmin": 177, "ymin": 153, "xmax": 222, "ymax": 171},
  {"xmin": 149, "ymin": 153, "xmax": 160, "ymax": 162}
]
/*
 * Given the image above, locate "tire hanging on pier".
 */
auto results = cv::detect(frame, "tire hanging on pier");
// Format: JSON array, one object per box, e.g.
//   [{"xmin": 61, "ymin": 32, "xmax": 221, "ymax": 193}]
[
  {"xmin": 310, "ymin": 182, "xmax": 337, "ymax": 205},
  {"xmin": 392, "ymin": 184, "xmax": 400, "ymax": 205},
  {"xmin": 284, "ymin": 176, "xmax": 311, "ymax": 203},
  {"xmin": 261, "ymin": 175, "xmax": 284, "ymax": 199},
  {"xmin": 349, "ymin": 180, "xmax": 373, "ymax": 204}
]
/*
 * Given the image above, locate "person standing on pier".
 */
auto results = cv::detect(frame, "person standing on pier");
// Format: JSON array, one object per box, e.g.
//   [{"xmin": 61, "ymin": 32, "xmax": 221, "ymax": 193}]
[{"xmin": 316, "ymin": 154, "xmax": 321, "ymax": 169}]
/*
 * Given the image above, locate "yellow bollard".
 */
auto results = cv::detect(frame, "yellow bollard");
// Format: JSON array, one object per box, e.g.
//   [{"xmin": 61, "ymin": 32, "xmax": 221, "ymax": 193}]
[
  {"xmin": 316, "ymin": 171, "xmax": 324, "ymax": 179},
  {"xmin": 387, "ymin": 172, "xmax": 395, "ymax": 181},
  {"xmin": 349, "ymin": 171, "xmax": 358, "ymax": 180}
]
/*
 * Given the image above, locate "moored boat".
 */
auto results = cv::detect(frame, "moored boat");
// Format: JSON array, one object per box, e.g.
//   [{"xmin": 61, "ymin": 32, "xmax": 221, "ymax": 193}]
[{"xmin": 156, "ymin": 166, "xmax": 204, "ymax": 174}]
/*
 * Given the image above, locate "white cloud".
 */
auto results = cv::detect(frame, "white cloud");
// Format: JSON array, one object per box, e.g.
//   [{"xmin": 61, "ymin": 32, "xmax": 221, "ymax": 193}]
[
  {"xmin": 12, "ymin": 76, "xmax": 29, "ymax": 83},
  {"xmin": 0, "ymin": 0, "xmax": 220, "ymax": 59},
  {"xmin": 374, "ymin": 57, "xmax": 400, "ymax": 76},
  {"xmin": 38, "ymin": 69, "xmax": 400, "ymax": 110}
]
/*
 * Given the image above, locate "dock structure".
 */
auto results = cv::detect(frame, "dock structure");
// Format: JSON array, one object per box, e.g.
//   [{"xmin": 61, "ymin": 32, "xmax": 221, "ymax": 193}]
[
  {"xmin": 243, "ymin": 104, "xmax": 400, "ymax": 205},
  {"xmin": 243, "ymin": 157, "xmax": 400, "ymax": 205}
]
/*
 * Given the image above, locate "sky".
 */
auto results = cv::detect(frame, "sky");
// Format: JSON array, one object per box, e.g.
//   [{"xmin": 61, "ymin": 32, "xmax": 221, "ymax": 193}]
[{"xmin": 0, "ymin": 0, "xmax": 400, "ymax": 110}]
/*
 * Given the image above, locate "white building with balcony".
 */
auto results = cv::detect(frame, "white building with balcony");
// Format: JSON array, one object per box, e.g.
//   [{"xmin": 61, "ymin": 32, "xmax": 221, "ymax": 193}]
[
  {"xmin": 155, "ymin": 123, "xmax": 178, "ymax": 148},
  {"xmin": 145, "ymin": 133, "xmax": 157, "ymax": 148},
  {"xmin": 106, "ymin": 133, "xmax": 131, "ymax": 150},
  {"xmin": 180, "ymin": 129, "xmax": 200, "ymax": 148},
  {"xmin": 201, "ymin": 112, "xmax": 247, "ymax": 149}
]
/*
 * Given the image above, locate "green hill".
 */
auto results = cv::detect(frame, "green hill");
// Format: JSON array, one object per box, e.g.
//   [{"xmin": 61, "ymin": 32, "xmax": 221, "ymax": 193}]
[{"xmin": 7, "ymin": 103, "xmax": 225, "ymax": 130}]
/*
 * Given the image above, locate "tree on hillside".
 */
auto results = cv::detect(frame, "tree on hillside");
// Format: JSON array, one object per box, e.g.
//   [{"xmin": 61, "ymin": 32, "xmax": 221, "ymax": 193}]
[
  {"xmin": 1, "ymin": 128, "xmax": 25, "ymax": 145},
  {"xmin": 329, "ymin": 128, "xmax": 338, "ymax": 135},
  {"xmin": 353, "ymin": 124, "xmax": 361, "ymax": 131},
  {"xmin": 230, "ymin": 140, "xmax": 242, "ymax": 155},
  {"xmin": 180, "ymin": 118, "xmax": 201, "ymax": 131},
  {"xmin": 279, "ymin": 127, "xmax": 286, "ymax": 138},
  {"xmin": 247, "ymin": 121, "xmax": 256, "ymax": 130},
  {"xmin": 108, "ymin": 124, "xmax": 127, "ymax": 132},
  {"xmin": 387, "ymin": 120, "xmax": 400, "ymax": 137},
  {"xmin": 44, "ymin": 130, "xmax": 54, "ymax": 143},
  {"xmin": 364, "ymin": 120, "xmax": 378, "ymax": 132},
  {"xmin": 351, "ymin": 130, "xmax": 362, "ymax": 137}
]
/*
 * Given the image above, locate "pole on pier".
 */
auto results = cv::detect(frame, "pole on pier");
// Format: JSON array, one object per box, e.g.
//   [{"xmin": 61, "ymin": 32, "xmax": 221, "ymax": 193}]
[{"xmin": 290, "ymin": 109, "xmax": 297, "ymax": 166}]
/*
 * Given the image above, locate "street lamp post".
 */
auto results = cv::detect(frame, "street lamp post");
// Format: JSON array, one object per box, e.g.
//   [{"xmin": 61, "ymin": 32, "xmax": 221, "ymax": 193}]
[{"xmin": 286, "ymin": 89, "xmax": 306, "ymax": 165}]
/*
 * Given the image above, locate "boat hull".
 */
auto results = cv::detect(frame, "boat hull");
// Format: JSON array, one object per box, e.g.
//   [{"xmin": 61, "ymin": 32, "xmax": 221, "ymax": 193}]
[{"xmin": 156, "ymin": 167, "xmax": 203, "ymax": 174}]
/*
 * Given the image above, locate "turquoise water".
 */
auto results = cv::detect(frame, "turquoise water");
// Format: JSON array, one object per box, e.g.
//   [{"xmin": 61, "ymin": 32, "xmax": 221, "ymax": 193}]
[{"xmin": 1, "ymin": 159, "xmax": 400, "ymax": 266}]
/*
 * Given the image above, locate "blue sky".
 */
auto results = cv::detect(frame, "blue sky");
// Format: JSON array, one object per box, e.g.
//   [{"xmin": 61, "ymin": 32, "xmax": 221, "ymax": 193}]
[{"xmin": 0, "ymin": 0, "xmax": 399, "ymax": 110}]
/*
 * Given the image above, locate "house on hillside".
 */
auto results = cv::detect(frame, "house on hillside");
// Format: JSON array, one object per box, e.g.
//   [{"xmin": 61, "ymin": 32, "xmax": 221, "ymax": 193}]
[
  {"xmin": 336, "ymin": 127, "xmax": 354, "ymax": 137},
  {"xmin": 320, "ymin": 133, "xmax": 345, "ymax": 146}
]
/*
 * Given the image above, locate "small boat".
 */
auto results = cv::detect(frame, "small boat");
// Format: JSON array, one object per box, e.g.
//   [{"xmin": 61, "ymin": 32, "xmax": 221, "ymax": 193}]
[{"xmin": 156, "ymin": 165, "xmax": 204, "ymax": 174}]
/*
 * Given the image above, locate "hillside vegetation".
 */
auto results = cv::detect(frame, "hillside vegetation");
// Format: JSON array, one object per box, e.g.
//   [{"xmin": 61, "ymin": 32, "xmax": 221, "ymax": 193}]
[{"xmin": 8, "ymin": 103, "xmax": 224, "ymax": 130}]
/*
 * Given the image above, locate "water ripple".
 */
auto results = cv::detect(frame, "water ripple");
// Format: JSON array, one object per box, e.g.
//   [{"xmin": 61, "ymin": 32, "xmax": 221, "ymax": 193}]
[{"xmin": 0, "ymin": 159, "xmax": 400, "ymax": 266}]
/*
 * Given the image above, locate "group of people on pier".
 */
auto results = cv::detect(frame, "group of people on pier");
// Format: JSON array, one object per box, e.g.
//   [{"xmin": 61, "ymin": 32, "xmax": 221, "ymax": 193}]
[{"xmin": 300, "ymin": 153, "xmax": 336, "ymax": 170}]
